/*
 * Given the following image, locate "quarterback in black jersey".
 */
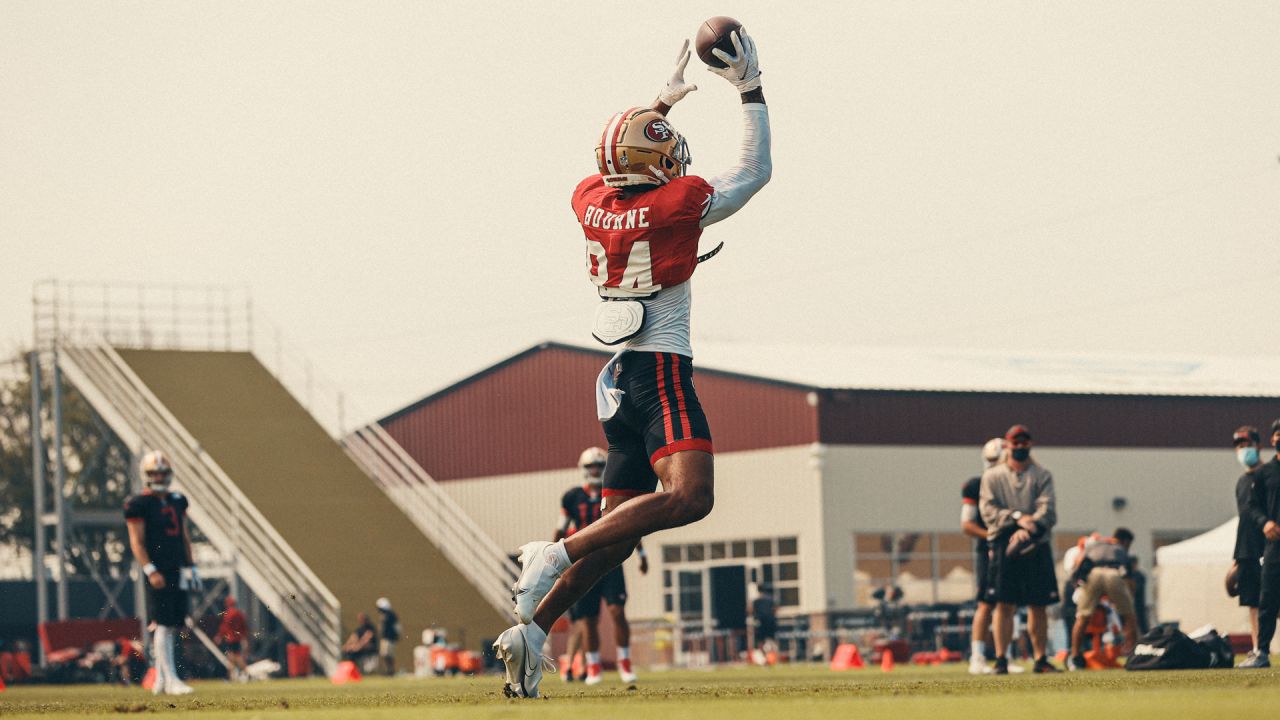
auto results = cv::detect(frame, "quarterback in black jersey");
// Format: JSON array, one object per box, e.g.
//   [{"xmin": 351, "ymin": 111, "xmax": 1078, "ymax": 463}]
[
  {"xmin": 555, "ymin": 448, "xmax": 648, "ymax": 685},
  {"xmin": 124, "ymin": 450, "xmax": 202, "ymax": 695}
]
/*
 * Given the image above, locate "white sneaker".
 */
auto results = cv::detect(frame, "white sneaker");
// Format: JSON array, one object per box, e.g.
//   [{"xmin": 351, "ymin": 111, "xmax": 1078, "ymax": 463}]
[
  {"xmin": 512, "ymin": 541, "xmax": 567, "ymax": 624},
  {"xmin": 164, "ymin": 680, "xmax": 195, "ymax": 695},
  {"xmin": 618, "ymin": 657, "xmax": 638, "ymax": 684},
  {"xmin": 1007, "ymin": 663, "xmax": 1025, "ymax": 673},
  {"xmin": 493, "ymin": 624, "xmax": 554, "ymax": 698},
  {"xmin": 584, "ymin": 667, "xmax": 603, "ymax": 685},
  {"xmin": 968, "ymin": 655, "xmax": 990, "ymax": 675}
]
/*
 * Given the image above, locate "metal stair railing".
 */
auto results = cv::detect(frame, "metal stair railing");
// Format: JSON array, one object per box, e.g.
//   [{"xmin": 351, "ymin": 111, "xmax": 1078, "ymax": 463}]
[
  {"xmin": 343, "ymin": 423, "xmax": 516, "ymax": 621},
  {"xmin": 58, "ymin": 339, "xmax": 343, "ymax": 673}
]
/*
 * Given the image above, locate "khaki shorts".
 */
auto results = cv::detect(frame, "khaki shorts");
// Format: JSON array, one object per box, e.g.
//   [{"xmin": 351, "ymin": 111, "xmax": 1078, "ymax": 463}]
[
  {"xmin": 379, "ymin": 639, "xmax": 397, "ymax": 658},
  {"xmin": 1077, "ymin": 567, "xmax": 1135, "ymax": 616}
]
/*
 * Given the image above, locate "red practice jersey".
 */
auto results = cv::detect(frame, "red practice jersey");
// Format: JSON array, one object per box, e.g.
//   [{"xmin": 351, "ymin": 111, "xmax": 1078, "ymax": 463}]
[{"xmin": 572, "ymin": 175, "xmax": 714, "ymax": 295}]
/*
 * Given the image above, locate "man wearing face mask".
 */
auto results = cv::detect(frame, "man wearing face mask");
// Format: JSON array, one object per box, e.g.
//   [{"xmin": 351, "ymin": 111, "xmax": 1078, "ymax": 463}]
[
  {"xmin": 979, "ymin": 424, "xmax": 1060, "ymax": 674},
  {"xmin": 1242, "ymin": 420, "xmax": 1280, "ymax": 668},
  {"xmin": 1230, "ymin": 426, "xmax": 1265, "ymax": 660}
]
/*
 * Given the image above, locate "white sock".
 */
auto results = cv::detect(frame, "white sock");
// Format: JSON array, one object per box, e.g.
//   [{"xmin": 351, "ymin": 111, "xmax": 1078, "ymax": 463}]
[
  {"xmin": 971, "ymin": 640, "xmax": 985, "ymax": 657},
  {"xmin": 164, "ymin": 626, "xmax": 181, "ymax": 684},
  {"xmin": 617, "ymin": 646, "xmax": 630, "ymax": 660},
  {"xmin": 551, "ymin": 540, "xmax": 571, "ymax": 572},
  {"xmin": 586, "ymin": 651, "xmax": 601, "ymax": 666},
  {"xmin": 153, "ymin": 626, "xmax": 169, "ymax": 687}
]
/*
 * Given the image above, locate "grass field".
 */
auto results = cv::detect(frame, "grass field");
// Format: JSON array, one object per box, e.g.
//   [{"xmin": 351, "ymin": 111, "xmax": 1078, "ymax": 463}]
[{"xmin": 3, "ymin": 663, "xmax": 1277, "ymax": 719}]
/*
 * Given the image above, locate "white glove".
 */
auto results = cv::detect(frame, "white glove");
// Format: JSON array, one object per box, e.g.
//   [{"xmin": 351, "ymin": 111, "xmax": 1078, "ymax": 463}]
[
  {"xmin": 708, "ymin": 29, "xmax": 761, "ymax": 92},
  {"xmin": 180, "ymin": 566, "xmax": 203, "ymax": 591},
  {"xmin": 1071, "ymin": 587, "xmax": 1084, "ymax": 606},
  {"xmin": 658, "ymin": 39, "xmax": 698, "ymax": 107}
]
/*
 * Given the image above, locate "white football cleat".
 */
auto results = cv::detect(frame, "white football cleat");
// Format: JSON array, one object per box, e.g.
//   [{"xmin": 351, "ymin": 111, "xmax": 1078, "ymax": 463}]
[
  {"xmin": 493, "ymin": 623, "xmax": 554, "ymax": 698},
  {"xmin": 618, "ymin": 657, "xmax": 638, "ymax": 684},
  {"xmin": 512, "ymin": 541, "xmax": 568, "ymax": 624},
  {"xmin": 968, "ymin": 655, "xmax": 990, "ymax": 675},
  {"xmin": 164, "ymin": 680, "xmax": 195, "ymax": 695},
  {"xmin": 584, "ymin": 664, "xmax": 603, "ymax": 685}
]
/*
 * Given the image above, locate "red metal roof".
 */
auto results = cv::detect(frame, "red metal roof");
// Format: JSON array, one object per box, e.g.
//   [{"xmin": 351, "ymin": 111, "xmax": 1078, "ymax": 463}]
[
  {"xmin": 381, "ymin": 342, "xmax": 1279, "ymax": 480},
  {"xmin": 380, "ymin": 343, "xmax": 814, "ymax": 481}
]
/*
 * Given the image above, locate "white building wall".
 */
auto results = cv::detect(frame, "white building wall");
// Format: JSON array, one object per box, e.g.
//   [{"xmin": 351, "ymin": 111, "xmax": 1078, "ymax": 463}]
[
  {"xmin": 438, "ymin": 443, "xmax": 1243, "ymax": 622},
  {"xmin": 440, "ymin": 445, "xmax": 824, "ymax": 620},
  {"xmin": 820, "ymin": 445, "xmax": 1241, "ymax": 611}
]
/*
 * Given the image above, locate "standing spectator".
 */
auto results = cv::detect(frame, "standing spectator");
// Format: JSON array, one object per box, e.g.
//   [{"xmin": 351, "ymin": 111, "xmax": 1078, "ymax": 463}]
[
  {"xmin": 1232, "ymin": 426, "xmax": 1266, "ymax": 656},
  {"xmin": 124, "ymin": 450, "xmax": 201, "ymax": 695},
  {"xmin": 376, "ymin": 597, "xmax": 401, "ymax": 676},
  {"xmin": 963, "ymin": 437, "xmax": 1005, "ymax": 674},
  {"xmin": 751, "ymin": 583, "xmax": 778, "ymax": 662},
  {"xmin": 341, "ymin": 612, "xmax": 378, "ymax": 673},
  {"xmin": 214, "ymin": 596, "xmax": 249, "ymax": 682},
  {"xmin": 1066, "ymin": 533, "xmax": 1138, "ymax": 670},
  {"xmin": 979, "ymin": 424, "xmax": 1060, "ymax": 674},
  {"xmin": 1242, "ymin": 420, "xmax": 1280, "ymax": 668}
]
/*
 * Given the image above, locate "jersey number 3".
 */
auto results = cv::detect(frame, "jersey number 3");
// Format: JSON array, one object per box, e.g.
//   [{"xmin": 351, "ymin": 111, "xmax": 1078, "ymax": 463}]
[
  {"xmin": 161, "ymin": 506, "xmax": 181, "ymax": 537},
  {"xmin": 587, "ymin": 240, "xmax": 653, "ymax": 291}
]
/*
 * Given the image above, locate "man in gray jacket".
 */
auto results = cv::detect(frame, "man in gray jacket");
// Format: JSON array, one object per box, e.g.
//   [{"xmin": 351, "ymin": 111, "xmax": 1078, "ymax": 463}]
[{"xmin": 980, "ymin": 424, "xmax": 1061, "ymax": 674}]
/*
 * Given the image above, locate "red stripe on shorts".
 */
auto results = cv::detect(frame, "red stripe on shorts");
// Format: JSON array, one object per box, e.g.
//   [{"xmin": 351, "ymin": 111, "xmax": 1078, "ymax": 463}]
[
  {"xmin": 602, "ymin": 488, "xmax": 650, "ymax": 498},
  {"xmin": 671, "ymin": 354, "xmax": 692, "ymax": 439},
  {"xmin": 656, "ymin": 353, "xmax": 674, "ymax": 443},
  {"xmin": 650, "ymin": 438, "xmax": 714, "ymax": 466}
]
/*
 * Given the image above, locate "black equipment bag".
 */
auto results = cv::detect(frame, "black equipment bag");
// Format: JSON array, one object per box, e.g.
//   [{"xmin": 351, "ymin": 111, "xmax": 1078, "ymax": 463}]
[{"xmin": 1125, "ymin": 623, "xmax": 1232, "ymax": 670}]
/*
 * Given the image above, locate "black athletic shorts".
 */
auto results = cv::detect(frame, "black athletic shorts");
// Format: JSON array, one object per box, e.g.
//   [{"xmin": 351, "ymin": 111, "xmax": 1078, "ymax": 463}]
[
  {"xmin": 1238, "ymin": 558, "xmax": 1262, "ymax": 608},
  {"xmin": 601, "ymin": 351, "xmax": 713, "ymax": 500},
  {"xmin": 148, "ymin": 570, "xmax": 188, "ymax": 627},
  {"xmin": 984, "ymin": 537, "xmax": 1060, "ymax": 607},
  {"xmin": 569, "ymin": 566, "xmax": 628, "ymax": 620},
  {"xmin": 974, "ymin": 541, "xmax": 992, "ymax": 604}
]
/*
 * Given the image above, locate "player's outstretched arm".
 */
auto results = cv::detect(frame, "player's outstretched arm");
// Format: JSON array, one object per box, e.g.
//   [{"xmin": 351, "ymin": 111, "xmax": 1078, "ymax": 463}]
[
  {"xmin": 651, "ymin": 39, "xmax": 698, "ymax": 116},
  {"xmin": 702, "ymin": 29, "xmax": 771, "ymax": 228}
]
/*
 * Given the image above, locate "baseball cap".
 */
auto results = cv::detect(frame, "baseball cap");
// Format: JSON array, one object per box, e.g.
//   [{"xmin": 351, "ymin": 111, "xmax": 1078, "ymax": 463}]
[
  {"xmin": 1234, "ymin": 426, "xmax": 1261, "ymax": 445},
  {"xmin": 1004, "ymin": 424, "xmax": 1032, "ymax": 441},
  {"xmin": 376, "ymin": 597, "xmax": 391, "ymax": 611}
]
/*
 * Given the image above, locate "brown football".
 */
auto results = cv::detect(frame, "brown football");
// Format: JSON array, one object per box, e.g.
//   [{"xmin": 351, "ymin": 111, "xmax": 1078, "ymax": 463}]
[{"xmin": 695, "ymin": 16, "xmax": 743, "ymax": 69}]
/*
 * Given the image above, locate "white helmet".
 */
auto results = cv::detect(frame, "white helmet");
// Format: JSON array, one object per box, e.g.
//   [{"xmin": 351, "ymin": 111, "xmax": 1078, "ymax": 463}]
[
  {"xmin": 578, "ymin": 447, "xmax": 607, "ymax": 469},
  {"xmin": 981, "ymin": 438, "xmax": 1004, "ymax": 468},
  {"xmin": 140, "ymin": 450, "xmax": 173, "ymax": 491}
]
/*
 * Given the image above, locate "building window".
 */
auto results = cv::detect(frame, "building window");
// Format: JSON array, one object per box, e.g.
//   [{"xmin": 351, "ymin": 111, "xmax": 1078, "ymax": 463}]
[
  {"xmin": 661, "ymin": 536, "xmax": 802, "ymax": 614},
  {"xmin": 852, "ymin": 531, "xmax": 975, "ymax": 608}
]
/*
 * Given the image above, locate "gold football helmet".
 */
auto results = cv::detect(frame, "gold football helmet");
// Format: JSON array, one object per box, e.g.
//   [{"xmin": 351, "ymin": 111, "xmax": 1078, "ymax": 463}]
[{"xmin": 596, "ymin": 107, "xmax": 692, "ymax": 188}]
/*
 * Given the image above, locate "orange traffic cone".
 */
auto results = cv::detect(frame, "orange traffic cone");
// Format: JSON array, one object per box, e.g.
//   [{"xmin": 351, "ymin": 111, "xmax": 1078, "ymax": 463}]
[
  {"xmin": 830, "ymin": 643, "xmax": 865, "ymax": 671},
  {"xmin": 331, "ymin": 660, "xmax": 362, "ymax": 685},
  {"xmin": 881, "ymin": 649, "xmax": 895, "ymax": 672},
  {"xmin": 141, "ymin": 668, "xmax": 157, "ymax": 690}
]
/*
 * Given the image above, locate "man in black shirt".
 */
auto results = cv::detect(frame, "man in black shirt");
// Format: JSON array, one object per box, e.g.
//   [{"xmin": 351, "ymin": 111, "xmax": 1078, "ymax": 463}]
[
  {"xmin": 124, "ymin": 450, "xmax": 201, "ymax": 695},
  {"xmin": 555, "ymin": 447, "xmax": 648, "ymax": 685},
  {"xmin": 376, "ymin": 597, "xmax": 401, "ymax": 676},
  {"xmin": 962, "ymin": 438, "xmax": 1005, "ymax": 674},
  {"xmin": 1243, "ymin": 420, "xmax": 1280, "ymax": 668},
  {"xmin": 1232, "ymin": 426, "xmax": 1266, "ymax": 658}
]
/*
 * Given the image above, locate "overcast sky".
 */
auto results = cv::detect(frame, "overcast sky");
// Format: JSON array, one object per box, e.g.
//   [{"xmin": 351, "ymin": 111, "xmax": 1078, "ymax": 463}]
[{"xmin": 3, "ymin": 1, "xmax": 1278, "ymax": 423}]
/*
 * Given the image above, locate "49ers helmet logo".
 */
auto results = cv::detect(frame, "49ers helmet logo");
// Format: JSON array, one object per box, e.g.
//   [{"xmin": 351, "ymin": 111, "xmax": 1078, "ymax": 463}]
[{"xmin": 643, "ymin": 119, "xmax": 674, "ymax": 143}]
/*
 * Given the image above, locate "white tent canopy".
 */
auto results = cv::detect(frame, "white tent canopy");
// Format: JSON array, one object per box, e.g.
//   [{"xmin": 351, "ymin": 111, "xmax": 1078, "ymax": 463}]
[{"xmin": 1155, "ymin": 518, "xmax": 1251, "ymax": 635}]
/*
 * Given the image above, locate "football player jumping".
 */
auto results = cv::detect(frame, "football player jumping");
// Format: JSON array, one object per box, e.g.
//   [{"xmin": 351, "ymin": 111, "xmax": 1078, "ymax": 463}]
[
  {"xmin": 124, "ymin": 450, "xmax": 203, "ymax": 695},
  {"xmin": 495, "ymin": 31, "xmax": 771, "ymax": 698}
]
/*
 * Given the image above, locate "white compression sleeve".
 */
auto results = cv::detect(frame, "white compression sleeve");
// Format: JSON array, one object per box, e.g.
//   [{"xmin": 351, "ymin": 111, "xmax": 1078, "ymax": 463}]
[
  {"xmin": 153, "ymin": 625, "xmax": 169, "ymax": 686},
  {"xmin": 700, "ymin": 103, "xmax": 772, "ymax": 228}
]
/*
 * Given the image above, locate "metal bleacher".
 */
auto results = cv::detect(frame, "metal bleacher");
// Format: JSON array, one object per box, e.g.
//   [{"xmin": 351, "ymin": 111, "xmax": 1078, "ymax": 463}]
[{"xmin": 37, "ymin": 282, "xmax": 511, "ymax": 674}]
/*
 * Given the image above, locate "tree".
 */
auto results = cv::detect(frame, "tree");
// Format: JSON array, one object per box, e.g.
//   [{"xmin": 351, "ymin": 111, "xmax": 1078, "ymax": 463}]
[{"xmin": 0, "ymin": 354, "xmax": 133, "ymax": 580}]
